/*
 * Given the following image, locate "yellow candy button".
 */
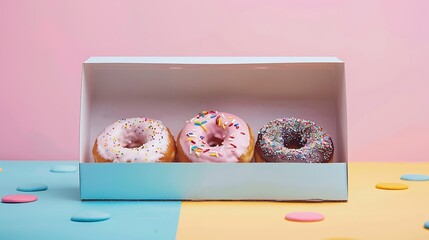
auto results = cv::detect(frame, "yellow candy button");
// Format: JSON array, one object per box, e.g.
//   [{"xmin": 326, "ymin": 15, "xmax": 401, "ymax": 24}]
[
  {"xmin": 375, "ymin": 183, "xmax": 408, "ymax": 190},
  {"xmin": 0, "ymin": 167, "xmax": 2, "ymax": 172}
]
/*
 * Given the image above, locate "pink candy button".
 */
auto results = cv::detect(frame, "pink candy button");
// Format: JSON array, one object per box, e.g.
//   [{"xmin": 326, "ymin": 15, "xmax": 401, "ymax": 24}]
[
  {"xmin": 2, "ymin": 194, "xmax": 38, "ymax": 203},
  {"xmin": 285, "ymin": 212, "xmax": 325, "ymax": 222}
]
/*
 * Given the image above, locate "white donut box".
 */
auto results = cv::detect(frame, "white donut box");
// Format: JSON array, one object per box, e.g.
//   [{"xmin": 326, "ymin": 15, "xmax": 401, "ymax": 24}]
[{"xmin": 79, "ymin": 57, "xmax": 348, "ymax": 201}]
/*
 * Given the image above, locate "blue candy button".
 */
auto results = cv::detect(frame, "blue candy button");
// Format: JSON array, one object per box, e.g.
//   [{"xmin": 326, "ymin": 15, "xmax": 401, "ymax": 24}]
[
  {"xmin": 400, "ymin": 174, "xmax": 429, "ymax": 181},
  {"xmin": 17, "ymin": 183, "xmax": 48, "ymax": 192},
  {"xmin": 50, "ymin": 165, "xmax": 77, "ymax": 173},
  {"xmin": 71, "ymin": 210, "xmax": 111, "ymax": 222}
]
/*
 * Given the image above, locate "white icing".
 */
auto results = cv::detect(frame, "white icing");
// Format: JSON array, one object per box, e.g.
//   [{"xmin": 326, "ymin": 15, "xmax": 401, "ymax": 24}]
[{"xmin": 96, "ymin": 118, "xmax": 169, "ymax": 162}]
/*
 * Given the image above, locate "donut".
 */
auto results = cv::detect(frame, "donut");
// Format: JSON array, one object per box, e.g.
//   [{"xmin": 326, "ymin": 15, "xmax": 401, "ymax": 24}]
[
  {"xmin": 92, "ymin": 117, "xmax": 176, "ymax": 163},
  {"xmin": 255, "ymin": 118, "xmax": 334, "ymax": 163},
  {"xmin": 177, "ymin": 111, "xmax": 255, "ymax": 163}
]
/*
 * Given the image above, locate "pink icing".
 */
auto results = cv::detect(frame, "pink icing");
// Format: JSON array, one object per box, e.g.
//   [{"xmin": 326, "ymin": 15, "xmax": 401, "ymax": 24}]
[{"xmin": 179, "ymin": 111, "xmax": 251, "ymax": 163}]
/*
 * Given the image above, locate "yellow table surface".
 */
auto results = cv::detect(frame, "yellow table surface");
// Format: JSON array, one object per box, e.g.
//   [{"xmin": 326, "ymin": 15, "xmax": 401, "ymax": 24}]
[{"xmin": 177, "ymin": 162, "xmax": 429, "ymax": 240}]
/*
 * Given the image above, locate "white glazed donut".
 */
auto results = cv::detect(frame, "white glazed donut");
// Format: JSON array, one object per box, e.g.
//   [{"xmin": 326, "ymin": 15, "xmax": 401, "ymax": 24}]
[{"xmin": 92, "ymin": 117, "xmax": 176, "ymax": 163}]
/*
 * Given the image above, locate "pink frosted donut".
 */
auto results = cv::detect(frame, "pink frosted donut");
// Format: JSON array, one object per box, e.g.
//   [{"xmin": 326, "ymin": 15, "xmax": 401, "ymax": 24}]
[
  {"xmin": 177, "ymin": 111, "xmax": 255, "ymax": 163},
  {"xmin": 92, "ymin": 117, "xmax": 176, "ymax": 163}
]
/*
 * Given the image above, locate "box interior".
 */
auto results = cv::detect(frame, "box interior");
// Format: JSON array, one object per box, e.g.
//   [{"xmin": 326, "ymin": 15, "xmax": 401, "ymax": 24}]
[{"xmin": 80, "ymin": 59, "xmax": 347, "ymax": 164}]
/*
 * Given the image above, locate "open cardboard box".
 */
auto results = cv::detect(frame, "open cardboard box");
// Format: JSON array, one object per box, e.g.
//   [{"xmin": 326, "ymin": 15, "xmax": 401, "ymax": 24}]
[{"xmin": 79, "ymin": 57, "xmax": 348, "ymax": 201}]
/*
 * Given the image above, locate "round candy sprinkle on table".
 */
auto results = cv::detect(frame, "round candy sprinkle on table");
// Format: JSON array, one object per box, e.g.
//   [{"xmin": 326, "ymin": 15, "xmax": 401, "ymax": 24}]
[
  {"xmin": 2, "ymin": 194, "xmax": 38, "ymax": 203},
  {"xmin": 50, "ymin": 165, "xmax": 77, "ymax": 173},
  {"xmin": 71, "ymin": 210, "xmax": 111, "ymax": 222},
  {"xmin": 284, "ymin": 212, "xmax": 324, "ymax": 222},
  {"xmin": 400, "ymin": 174, "xmax": 429, "ymax": 181},
  {"xmin": 424, "ymin": 221, "xmax": 429, "ymax": 230},
  {"xmin": 0, "ymin": 167, "xmax": 3, "ymax": 172},
  {"xmin": 17, "ymin": 183, "xmax": 48, "ymax": 192},
  {"xmin": 375, "ymin": 183, "xmax": 409, "ymax": 190}
]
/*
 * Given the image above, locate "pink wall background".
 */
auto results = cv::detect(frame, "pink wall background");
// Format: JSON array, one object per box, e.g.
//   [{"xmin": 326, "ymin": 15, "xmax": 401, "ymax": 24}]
[{"xmin": 1, "ymin": 1, "xmax": 428, "ymax": 162}]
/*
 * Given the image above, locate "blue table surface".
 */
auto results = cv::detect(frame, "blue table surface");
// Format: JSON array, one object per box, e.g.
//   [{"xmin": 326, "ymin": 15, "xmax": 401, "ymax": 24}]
[{"xmin": 0, "ymin": 161, "xmax": 181, "ymax": 240}]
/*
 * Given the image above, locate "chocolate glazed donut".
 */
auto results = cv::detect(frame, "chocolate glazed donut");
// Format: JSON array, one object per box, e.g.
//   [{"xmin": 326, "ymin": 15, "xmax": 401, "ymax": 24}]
[{"xmin": 255, "ymin": 118, "xmax": 334, "ymax": 163}]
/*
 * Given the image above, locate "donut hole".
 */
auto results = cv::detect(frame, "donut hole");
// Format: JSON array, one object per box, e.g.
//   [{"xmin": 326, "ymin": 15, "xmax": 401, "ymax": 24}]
[
  {"xmin": 123, "ymin": 138, "xmax": 145, "ymax": 148},
  {"xmin": 207, "ymin": 135, "xmax": 224, "ymax": 147},
  {"xmin": 283, "ymin": 132, "xmax": 307, "ymax": 149},
  {"xmin": 121, "ymin": 132, "xmax": 147, "ymax": 149}
]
